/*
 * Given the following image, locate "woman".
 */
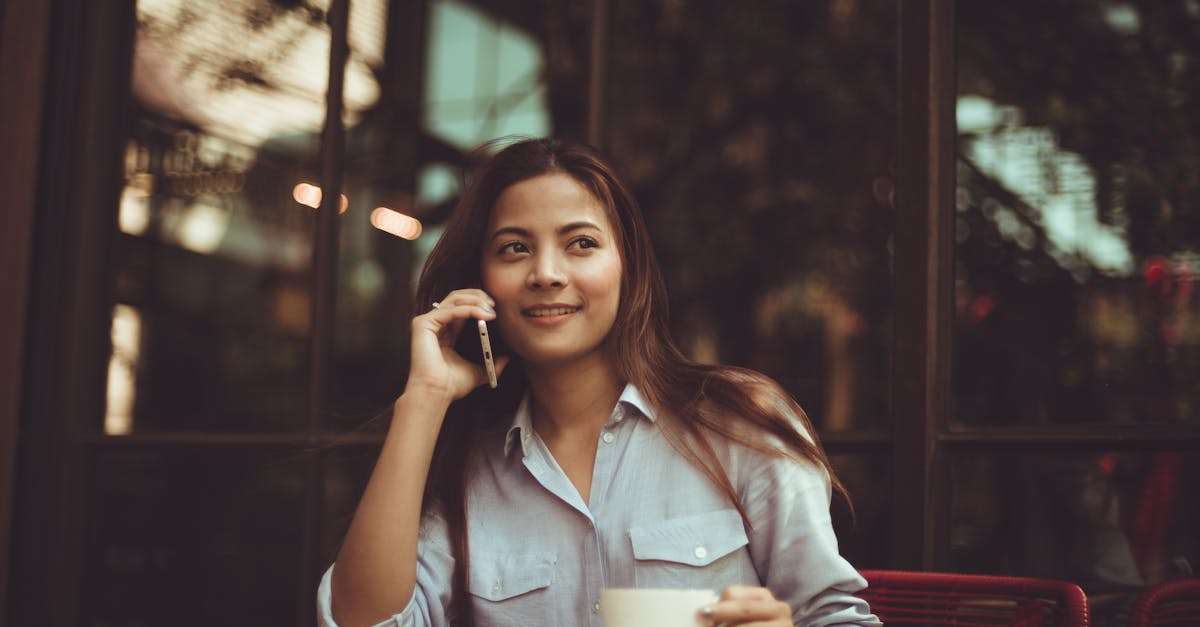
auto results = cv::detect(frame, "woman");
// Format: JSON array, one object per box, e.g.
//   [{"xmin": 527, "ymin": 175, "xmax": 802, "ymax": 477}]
[{"xmin": 319, "ymin": 138, "xmax": 879, "ymax": 627}]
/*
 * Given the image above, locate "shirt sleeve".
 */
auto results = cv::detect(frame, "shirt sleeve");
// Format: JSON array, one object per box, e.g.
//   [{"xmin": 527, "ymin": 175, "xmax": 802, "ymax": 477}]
[
  {"xmin": 739, "ymin": 452, "xmax": 882, "ymax": 627},
  {"xmin": 316, "ymin": 510, "xmax": 457, "ymax": 627}
]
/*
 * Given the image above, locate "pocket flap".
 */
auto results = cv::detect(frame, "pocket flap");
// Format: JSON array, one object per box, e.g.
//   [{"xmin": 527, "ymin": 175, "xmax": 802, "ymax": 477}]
[
  {"xmin": 467, "ymin": 552, "xmax": 557, "ymax": 602},
  {"xmin": 628, "ymin": 509, "xmax": 749, "ymax": 567}
]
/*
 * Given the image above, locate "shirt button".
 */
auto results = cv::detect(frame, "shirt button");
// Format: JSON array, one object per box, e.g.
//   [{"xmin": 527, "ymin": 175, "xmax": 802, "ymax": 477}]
[
  {"xmin": 614, "ymin": 414, "xmax": 623, "ymax": 423},
  {"xmin": 492, "ymin": 579, "xmax": 501, "ymax": 594},
  {"xmin": 593, "ymin": 601, "xmax": 601, "ymax": 613},
  {"xmin": 693, "ymin": 545, "xmax": 708, "ymax": 560},
  {"xmin": 601, "ymin": 432, "xmax": 615, "ymax": 444}
]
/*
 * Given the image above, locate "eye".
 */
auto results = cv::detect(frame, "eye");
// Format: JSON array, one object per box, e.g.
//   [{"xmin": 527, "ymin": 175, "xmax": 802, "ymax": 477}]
[
  {"xmin": 570, "ymin": 236, "xmax": 599, "ymax": 250},
  {"xmin": 499, "ymin": 241, "xmax": 530, "ymax": 255}
]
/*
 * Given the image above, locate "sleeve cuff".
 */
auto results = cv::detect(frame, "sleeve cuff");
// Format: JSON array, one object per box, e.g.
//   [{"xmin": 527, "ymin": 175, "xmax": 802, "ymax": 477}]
[{"xmin": 317, "ymin": 564, "xmax": 421, "ymax": 627}]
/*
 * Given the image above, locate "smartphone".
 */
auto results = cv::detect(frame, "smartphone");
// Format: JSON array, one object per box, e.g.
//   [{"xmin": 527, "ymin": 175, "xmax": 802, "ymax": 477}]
[{"xmin": 478, "ymin": 319, "xmax": 498, "ymax": 388}]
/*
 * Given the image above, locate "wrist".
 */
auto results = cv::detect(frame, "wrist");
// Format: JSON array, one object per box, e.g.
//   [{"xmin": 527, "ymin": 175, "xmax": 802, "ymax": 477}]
[{"xmin": 397, "ymin": 384, "xmax": 453, "ymax": 413}]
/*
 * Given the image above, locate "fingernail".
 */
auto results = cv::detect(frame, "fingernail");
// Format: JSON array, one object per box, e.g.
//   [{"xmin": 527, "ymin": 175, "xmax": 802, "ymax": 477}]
[
  {"xmin": 699, "ymin": 604, "xmax": 714, "ymax": 618},
  {"xmin": 482, "ymin": 305, "xmax": 495, "ymax": 314}
]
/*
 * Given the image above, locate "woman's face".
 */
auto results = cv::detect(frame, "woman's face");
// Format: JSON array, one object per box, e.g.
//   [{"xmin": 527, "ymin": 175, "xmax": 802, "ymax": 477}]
[{"xmin": 481, "ymin": 172, "xmax": 623, "ymax": 367}]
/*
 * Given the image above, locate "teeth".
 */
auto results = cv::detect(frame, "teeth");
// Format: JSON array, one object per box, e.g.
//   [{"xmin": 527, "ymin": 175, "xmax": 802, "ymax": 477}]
[{"xmin": 525, "ymin": 307, "xmax": 579, "ymax": 317}]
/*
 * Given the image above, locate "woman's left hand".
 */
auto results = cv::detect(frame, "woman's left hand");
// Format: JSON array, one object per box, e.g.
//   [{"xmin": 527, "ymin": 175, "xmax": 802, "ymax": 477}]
[{"xmin": 698, "ymin": 585, "xmax": 792, "ymax": 626}]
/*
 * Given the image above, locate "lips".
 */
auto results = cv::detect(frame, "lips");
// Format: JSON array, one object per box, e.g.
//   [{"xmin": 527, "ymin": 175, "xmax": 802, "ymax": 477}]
[{"xmin": 523, "ymin": 306, "xmax": 582, "ymax": 317}]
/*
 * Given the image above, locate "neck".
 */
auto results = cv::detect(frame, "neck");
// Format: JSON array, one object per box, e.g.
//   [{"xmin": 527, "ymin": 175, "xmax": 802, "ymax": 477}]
[{"xmin": 525, "ymin": 351, "xmax": 624, "ymax": 443}]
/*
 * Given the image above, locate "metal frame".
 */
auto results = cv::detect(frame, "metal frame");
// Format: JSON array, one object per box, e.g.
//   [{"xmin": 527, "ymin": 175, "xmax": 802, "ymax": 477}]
[
  {"xmin": 6, "ymin": 2, "xmax": 136, "ymax": 624},
  {"xmin": 893, "ymin": 0, "xmax": 956, "ymax": 570},
  {"xmin": 0, "ymin": 0, "xmax": 56, "ymax": 617}
]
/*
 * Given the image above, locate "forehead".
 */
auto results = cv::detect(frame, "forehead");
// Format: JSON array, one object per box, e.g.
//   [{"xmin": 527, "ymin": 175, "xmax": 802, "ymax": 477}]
[{"xmin": 488, "ymin": 173, "xmax": 611, "ymax": 231}]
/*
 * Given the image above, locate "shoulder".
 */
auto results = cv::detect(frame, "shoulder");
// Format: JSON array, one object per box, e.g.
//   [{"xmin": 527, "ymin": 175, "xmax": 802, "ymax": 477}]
[
  {"xmin": 683, "ymin": 369, "xmax": 823, "ymax": 490},
  {"xmin": 696, "ymin": 366, "xmax": 815, "ymax": 446}
]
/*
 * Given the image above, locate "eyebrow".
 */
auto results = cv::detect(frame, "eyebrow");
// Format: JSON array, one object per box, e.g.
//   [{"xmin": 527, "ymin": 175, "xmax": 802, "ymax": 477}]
[{"xmin": 488, "ymin": 221, "xmax": 604, "ymax": 241}]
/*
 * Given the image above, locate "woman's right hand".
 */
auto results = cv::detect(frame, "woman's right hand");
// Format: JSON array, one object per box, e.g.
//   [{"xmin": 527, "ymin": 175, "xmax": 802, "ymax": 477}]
[{"xmin": 404, "ymin": 288, "xmax": 512, "ymax": 404}]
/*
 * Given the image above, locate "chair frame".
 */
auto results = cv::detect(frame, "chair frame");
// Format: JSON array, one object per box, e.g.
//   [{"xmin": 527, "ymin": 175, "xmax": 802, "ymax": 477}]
[
  {"xmin": 859, "ymin": 569, "xmax": 1090, "ymax": 626},
  {"xmin": 1128, "ymin": 578, "xmax": 1200, "ymax": 627}
]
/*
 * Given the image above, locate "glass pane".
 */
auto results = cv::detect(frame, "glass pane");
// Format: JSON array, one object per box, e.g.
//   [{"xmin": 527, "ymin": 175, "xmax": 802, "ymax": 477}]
[
  {"xmin": 327, "ymin": 0, "xmax": 591, "ymax": 427},
  {"xmin": 320, "ymin": 444, "xmax": 381, "ymax": 567},
  {"xmin": 606, "ymin": 1, "xmax": 896, "ymax": 432},
  {"xmin": 949, "ymin": 451, "xmax": 1199, "ymax": 625},
  {"xmin": 106, "ymin": 0, "xmax": 381, "ymax": 432},
  {"xmin": 955, "ymin": 3, "xmax": 1200, "ymax": 425},
  {"xmin": 830, "ymin": 453, "xmax": 892, "ymax": 569},
  {"xmin": 80, "ymin": 447, "xmax": 308, "ymax": 625}
]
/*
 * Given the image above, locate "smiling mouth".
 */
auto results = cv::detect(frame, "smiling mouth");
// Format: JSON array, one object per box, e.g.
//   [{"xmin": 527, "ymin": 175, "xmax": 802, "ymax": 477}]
[{"xmin": 522, "ymin": 306, "xmax": 582, "ymax": 318}]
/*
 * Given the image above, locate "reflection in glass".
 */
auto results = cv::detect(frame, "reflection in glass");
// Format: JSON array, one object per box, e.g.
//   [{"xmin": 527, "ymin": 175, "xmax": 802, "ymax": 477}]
[
  {"xmin": 606, "ymin": 1, "xmax": 895, "ymax": 433},
  {"xmin": 949, "ymin": 451, "xmax": 1199, "ymax": 624},
  {"xmin": 105, "ymin": 0, "xmax": 387, "ymax": 432},
  {"xmin": 104, "ymin": 305, "xmax": 143, "ymax": 435},
  {"xmin": 955, "ymin": 2, "xmax": 1200, "ymax": 425},
  {"xmin": 423, "ymin": 0, "xmax": 551, "ymax": 149}
]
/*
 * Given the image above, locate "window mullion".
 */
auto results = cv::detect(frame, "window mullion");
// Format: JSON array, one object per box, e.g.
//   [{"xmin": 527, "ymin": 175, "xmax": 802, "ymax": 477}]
[
  {"xmin": 893, "ymin": 0, "xmax": 956, "ymax": 571},
  {"xmin": 300, "ymin": 1, "xmax": 350, "ymax": 624}
]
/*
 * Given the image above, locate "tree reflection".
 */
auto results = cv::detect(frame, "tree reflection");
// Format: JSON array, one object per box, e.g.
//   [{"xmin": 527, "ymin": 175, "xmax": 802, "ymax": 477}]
[
  {"xmin": 956, "ymin": 1, "xmax": 1200, "ymax": 425},
  {"xmin": 602, "ymin": 0, "xmax": 896, "ymax": 431}
]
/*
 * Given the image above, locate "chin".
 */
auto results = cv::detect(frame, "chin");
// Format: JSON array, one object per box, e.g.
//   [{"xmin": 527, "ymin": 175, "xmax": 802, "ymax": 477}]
[{"xmin": 515, "ymin": 343, "xmax": 604, "ymax": 368}]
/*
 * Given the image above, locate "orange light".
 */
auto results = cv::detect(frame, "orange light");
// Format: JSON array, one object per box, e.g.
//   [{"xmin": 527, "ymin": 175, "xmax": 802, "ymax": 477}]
[
  {"xmin": 292, "ymin": 183, "xmax": 350, "ymax": 213},
  {"xmin": 293, "ymin": 182, "xmax": 321, "ymax": 208},
  {"xmin": 371, "ymin": 207, "xmax": 422, "ymax": 240}
]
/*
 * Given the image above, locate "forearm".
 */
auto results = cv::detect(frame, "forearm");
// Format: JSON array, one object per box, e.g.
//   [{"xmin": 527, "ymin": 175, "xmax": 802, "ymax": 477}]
[{"xmin": 331, "ymin": 389, "xmax": 451, "ymax": 627}]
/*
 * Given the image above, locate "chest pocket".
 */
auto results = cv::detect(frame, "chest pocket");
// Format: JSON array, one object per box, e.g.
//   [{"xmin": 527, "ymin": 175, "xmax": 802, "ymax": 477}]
[
  {"xmin": 466, "ymin": 551, "xmax": 558, "ymax": 626},
  {"xmin": 628, "ymin": 509, "xmax": 752, "ymax": 589}
]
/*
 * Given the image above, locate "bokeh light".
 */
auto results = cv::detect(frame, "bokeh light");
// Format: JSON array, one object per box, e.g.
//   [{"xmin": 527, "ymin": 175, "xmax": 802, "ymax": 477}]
[
  {"xmin": 291, "ymin": 182, "xmax": 349, "ymax": 213},
  {"xmin": 370, "ymin": 207, "xmax": 422, "ymax": 240}
]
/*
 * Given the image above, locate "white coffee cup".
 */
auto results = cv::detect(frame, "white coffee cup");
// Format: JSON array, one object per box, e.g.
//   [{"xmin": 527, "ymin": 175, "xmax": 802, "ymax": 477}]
[{"xmin": 599, "ymin": 588, "xmax": 718, "ymax": 627}]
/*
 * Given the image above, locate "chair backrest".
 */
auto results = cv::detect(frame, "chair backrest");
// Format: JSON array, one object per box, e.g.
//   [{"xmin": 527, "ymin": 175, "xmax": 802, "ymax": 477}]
[
  {"xmin": 1128, "ymin": 578, "xmax": 1200, "ymax": 627},
  {"xmin": 859, "ymin": 569, "xmax": 1090, "ymax": 627}
]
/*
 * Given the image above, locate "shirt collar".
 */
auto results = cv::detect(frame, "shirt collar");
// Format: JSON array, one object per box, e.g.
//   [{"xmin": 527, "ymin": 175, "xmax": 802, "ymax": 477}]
[{"xmin": 503, "ymin": 382, "xmax": 657, "ymax": 458}]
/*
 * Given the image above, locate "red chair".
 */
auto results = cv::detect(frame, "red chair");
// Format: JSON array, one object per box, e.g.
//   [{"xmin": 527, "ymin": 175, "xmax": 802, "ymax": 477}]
[
  {"xmin": 859, "ymin": 569, "xmax": 1090, "ymax": 626},
  {"xmin": 1128, "ymin": 578, "xmax": 1200, "ymax": 626}
]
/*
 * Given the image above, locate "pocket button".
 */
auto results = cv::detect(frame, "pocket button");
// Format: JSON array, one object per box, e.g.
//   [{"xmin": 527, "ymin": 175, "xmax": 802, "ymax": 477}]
[{"xmin": 693, "ymin": 545, "xmax": 708, "ymax": 560}]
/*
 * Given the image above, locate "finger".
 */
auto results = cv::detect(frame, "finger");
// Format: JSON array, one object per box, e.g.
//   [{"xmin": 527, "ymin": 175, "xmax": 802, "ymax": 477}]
[
  {"xmin": 700, "ymin": 599, "xmax": 791, "ymax": 624},
  {"xmin": 437, "ymin": 289, "xmax": 495, "ymax": 309},
  {"xmin": 417, "ymin": 303, "xmax": 496, "ymax": 343},
  {"xmin": 448, "ymin": 306, "xmax": 496, "ymax": 347},
  {"xmin": 719, "ymin": 586, "xmax": 775, "ymax": 602}
]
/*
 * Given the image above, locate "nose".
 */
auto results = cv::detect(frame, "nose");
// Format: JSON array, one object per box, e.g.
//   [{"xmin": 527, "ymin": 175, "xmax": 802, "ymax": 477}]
[{"xmin": 526, "ymin": 251, "xmax": 568, "ymax": 289}]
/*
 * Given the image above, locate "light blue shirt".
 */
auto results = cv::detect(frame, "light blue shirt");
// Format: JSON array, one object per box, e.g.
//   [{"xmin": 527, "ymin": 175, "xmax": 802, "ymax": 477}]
[{"xmin": 318, "ymin": 383, "xmax": 880, "ymax": 626}]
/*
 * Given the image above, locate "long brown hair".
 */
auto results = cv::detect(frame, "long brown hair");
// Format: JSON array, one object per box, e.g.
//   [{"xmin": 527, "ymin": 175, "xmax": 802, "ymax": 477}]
[{"xmin": 414, "ymin": 137, "xmax": 847, "ymax": 625}]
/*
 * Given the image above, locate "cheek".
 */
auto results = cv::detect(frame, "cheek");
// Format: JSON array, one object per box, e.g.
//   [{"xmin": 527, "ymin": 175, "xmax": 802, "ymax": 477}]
[
  {"xmin": 577, "ymin": 257, "xmax": 623, "ymax": 307},
  {"xmin": 481, "ymin": 264, "xmax": 520, "ymax": 298}
]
